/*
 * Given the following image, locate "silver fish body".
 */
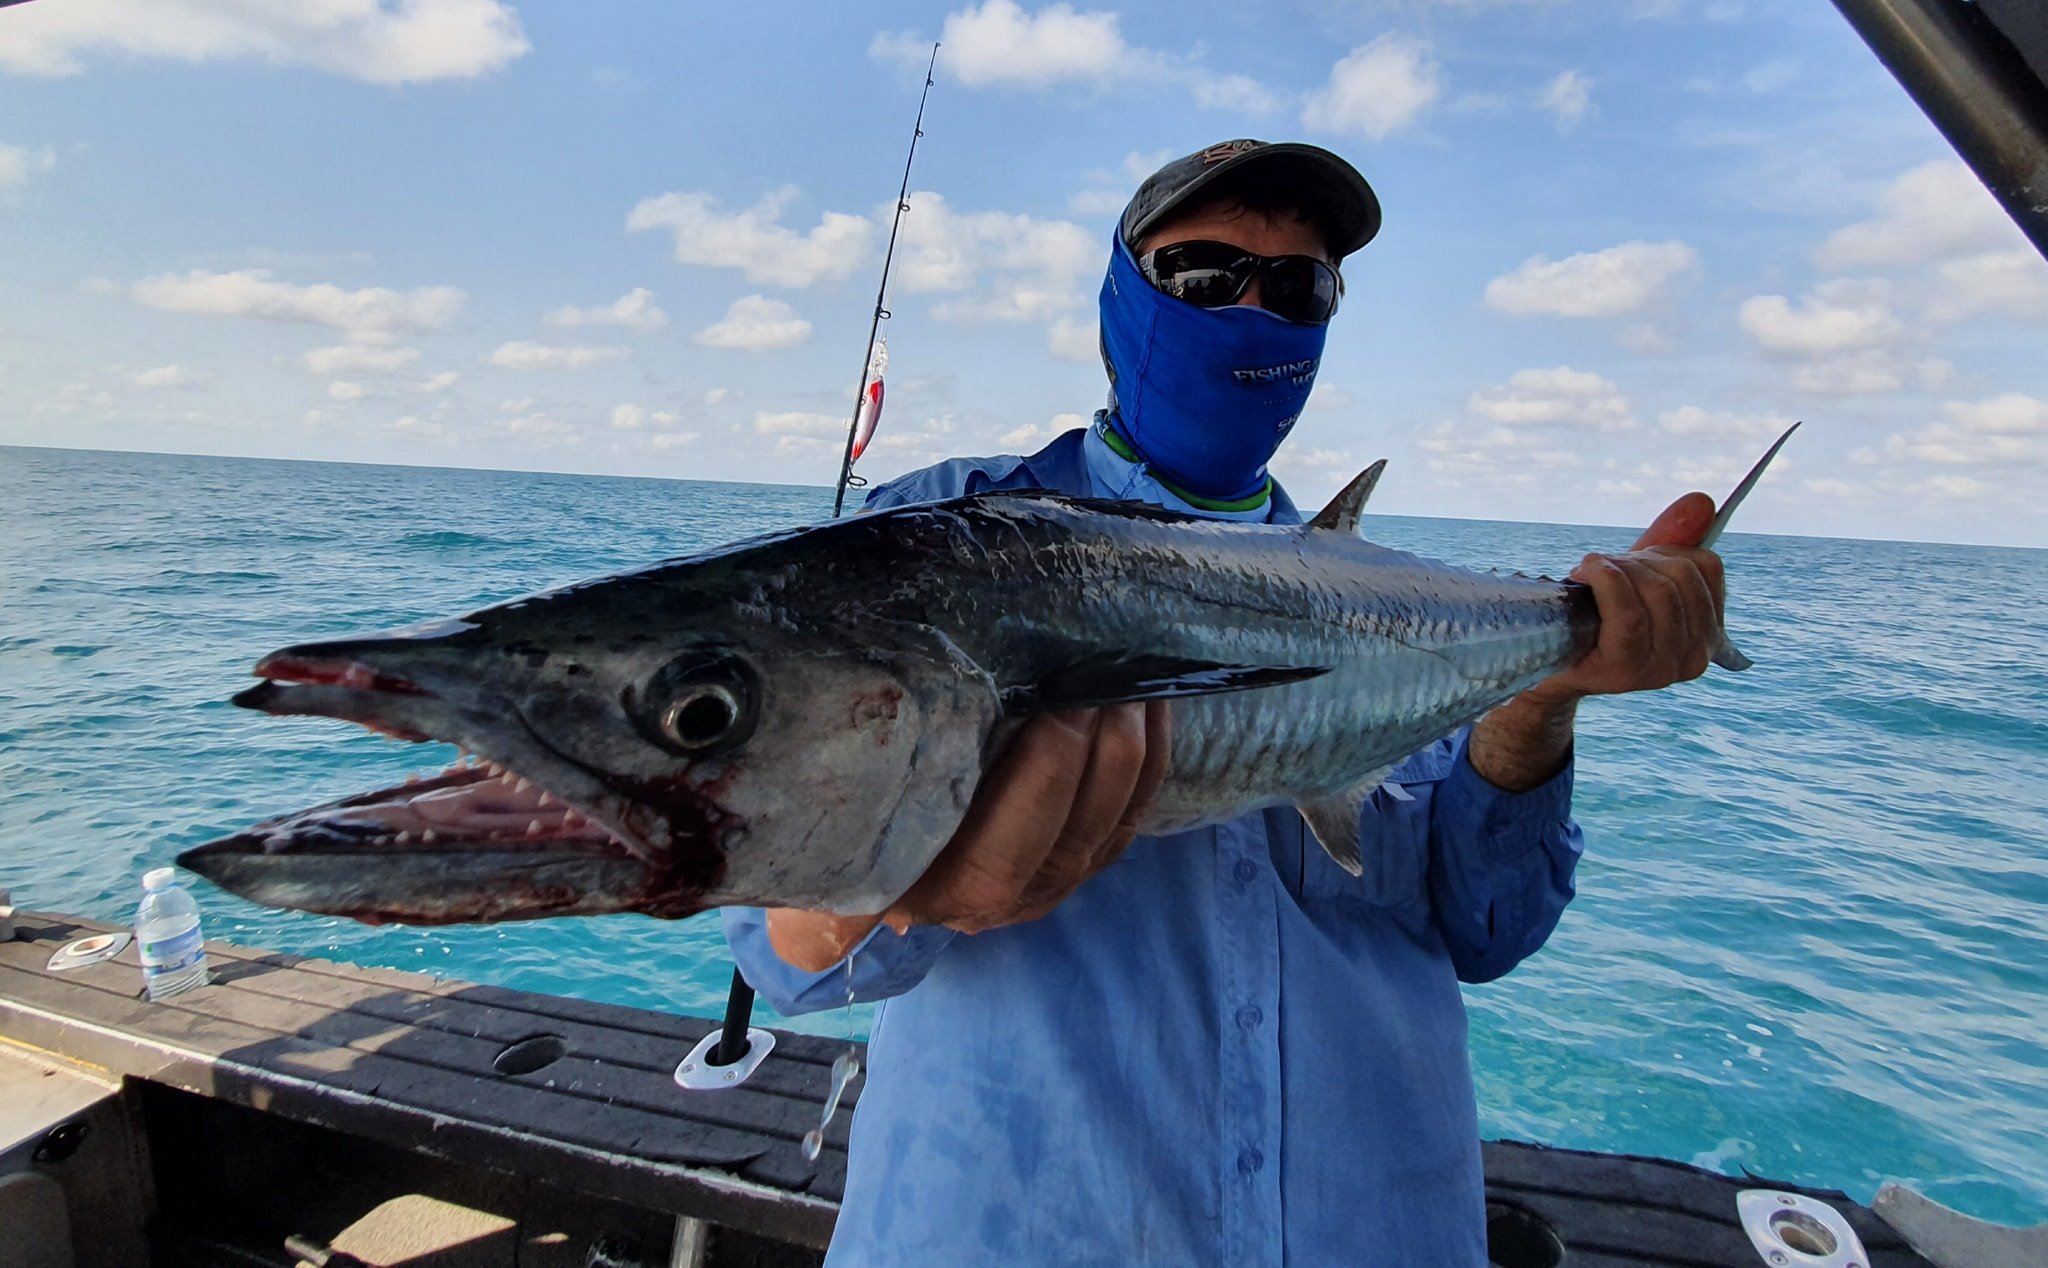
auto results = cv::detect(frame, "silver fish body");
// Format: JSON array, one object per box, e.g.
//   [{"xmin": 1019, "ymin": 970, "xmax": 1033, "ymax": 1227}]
[{"xmin": 179, "ymin": 485, "xmax": 1601, "ymax": 925}]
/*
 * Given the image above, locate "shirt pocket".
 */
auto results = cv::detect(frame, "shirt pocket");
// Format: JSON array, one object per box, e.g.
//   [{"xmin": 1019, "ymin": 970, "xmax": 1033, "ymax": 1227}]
[{"xmin": 1284, "ymin": 786, "xmax": 1429, "ymax": 914}]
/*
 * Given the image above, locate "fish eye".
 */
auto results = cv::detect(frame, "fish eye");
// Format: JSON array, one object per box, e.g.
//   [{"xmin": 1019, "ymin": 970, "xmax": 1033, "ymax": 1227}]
[
  {"xmin": 639, "ymin": 652, "xmax": 758, "ymax": 756},
  {"xmin": 662, "ymin": 683, "xmax": 740, "ymax": 750}
]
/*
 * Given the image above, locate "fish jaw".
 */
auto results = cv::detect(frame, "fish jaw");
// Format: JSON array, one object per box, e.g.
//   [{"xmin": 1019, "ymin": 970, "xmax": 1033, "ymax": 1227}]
[{"xmin": 181, "ymin": 640, "xmax": 735, "ymax": 924}]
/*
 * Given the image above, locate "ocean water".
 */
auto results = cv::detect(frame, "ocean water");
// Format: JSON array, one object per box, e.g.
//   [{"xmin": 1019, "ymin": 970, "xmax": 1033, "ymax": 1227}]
[{"xmin": 2, "ymin": 444, "xmax": 2043, "ymax": 1226}]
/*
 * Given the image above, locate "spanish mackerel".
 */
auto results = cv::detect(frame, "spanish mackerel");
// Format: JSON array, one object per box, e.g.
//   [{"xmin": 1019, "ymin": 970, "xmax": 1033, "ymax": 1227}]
[{"xmin": 180, "ymin": 427, "xmax": 1795, "ymax": 925}]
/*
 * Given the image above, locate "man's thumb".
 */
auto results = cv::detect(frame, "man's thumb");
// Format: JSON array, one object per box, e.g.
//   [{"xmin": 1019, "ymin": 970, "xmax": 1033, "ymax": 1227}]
[{"xmin": 1631, "ymin": 491, "xmax": 1716, "ymax": 551}]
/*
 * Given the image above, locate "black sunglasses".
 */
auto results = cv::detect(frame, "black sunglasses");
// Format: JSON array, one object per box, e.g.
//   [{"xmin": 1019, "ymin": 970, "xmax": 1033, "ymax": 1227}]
[{"xmin": 1137, "ymin": 240, "xmax": 1343, "ymax": 325}]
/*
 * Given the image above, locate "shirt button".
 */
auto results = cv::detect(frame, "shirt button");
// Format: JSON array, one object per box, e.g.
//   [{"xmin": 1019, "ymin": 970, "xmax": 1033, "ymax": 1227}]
[
  {"xmin": 1235, "ymin": 1005, "xmax": 1263, "ymax": 1031},
  {"xmin": 1233, "ymin": 859, "xmax": 1258, "ymax": 884},
  {"xmin": 1238, "ymin": 1148, "xmax": 1265, "ymax": 1175}
]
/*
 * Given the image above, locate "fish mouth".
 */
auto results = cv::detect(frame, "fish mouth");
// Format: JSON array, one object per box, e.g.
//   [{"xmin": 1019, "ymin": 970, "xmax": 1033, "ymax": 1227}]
[{"xmin": 180, "ymin": 647, "xmax": 672, "ymax": 926}]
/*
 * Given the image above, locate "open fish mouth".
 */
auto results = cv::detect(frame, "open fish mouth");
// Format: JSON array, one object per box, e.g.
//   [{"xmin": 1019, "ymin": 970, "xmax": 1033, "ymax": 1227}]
[{"xmin": 179, "ymin": 647, "xmax": 670, "ymax": 926}]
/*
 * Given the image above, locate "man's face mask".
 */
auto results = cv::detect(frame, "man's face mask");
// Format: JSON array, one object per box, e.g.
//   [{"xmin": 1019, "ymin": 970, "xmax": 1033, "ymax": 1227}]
[{"xmin": 1098, "ymin": 229, "xmax": 1332, "ymax": 502}]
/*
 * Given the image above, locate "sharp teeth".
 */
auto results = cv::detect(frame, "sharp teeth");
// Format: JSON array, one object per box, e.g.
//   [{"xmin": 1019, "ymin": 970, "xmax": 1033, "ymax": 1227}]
[
  {"xmin": 526, "ymin": 819, "xmax": 544, "ymax": 836},
  {"xmin": 563, "ymin": 810, "xmax": 584, "ymax": 828},
  {"xmin": 396, "ymin": 831, "xmax": 414, "ymax": 844},
  {"xmin": 514, "ymin": 777, "xmax": 531, "ymax": 794},
  {"xmin": 537, "ymin": 791, "xmax": 558, "ymax": 807},
  {"xmin": 421, "ymin": 829, "xmax": 438, "ymax": 844}
]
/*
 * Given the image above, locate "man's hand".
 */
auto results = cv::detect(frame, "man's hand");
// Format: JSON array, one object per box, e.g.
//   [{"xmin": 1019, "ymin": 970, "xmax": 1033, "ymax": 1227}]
[
  {"xmin": 764, "ymin": 701, "xmax": 1170, "ymax": 970},
  {"xmin": 1469, "ymin": 491, "xmax": 1726, "ymax": 791}
]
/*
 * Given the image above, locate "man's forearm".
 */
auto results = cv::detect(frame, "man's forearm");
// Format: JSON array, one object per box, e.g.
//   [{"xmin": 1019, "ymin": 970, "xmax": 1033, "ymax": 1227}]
[{"xmin": 1466, "ymin": 688, "xmax": 1579, "ymax": 792}]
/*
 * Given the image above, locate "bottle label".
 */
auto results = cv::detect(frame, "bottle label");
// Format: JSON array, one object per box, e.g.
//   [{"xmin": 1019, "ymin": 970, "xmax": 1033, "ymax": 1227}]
[{"xmin": 140, "ymin": 925, "xmax": 204, "ymax": 978}]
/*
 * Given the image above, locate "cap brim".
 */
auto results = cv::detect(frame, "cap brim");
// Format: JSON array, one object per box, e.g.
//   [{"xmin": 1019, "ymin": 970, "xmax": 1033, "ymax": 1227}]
[{"xmin": 1124, "ymin": 143, "xmax": 1382, "ymax": 259}]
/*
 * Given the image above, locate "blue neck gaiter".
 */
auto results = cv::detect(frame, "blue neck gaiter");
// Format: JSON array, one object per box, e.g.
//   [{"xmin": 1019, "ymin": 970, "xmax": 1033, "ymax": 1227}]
[{"xmin": 1098, "ymin": 231, "xmax": 1329, "ymax": 502}]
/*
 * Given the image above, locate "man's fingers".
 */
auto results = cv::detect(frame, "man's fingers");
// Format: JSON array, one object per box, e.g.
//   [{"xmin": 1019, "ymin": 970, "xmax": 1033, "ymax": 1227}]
[
  {"xmin": 1024, "ymin": 703, "xmax": 1149, "ymax": 905},
  {"xmin": 897, "ymin": 709, "xmax": 1098, "ymax": 930},
  {"xmin": 1630, "ymin": 491, "xmax": 1716, "ymax": 552},
  {"xmin": 1581, "ymin": 554, "xmax": 1651, "ymax": 667}
]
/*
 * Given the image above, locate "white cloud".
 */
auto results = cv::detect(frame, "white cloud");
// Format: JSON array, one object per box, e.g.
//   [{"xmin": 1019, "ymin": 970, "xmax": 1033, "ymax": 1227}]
[
  {"xmin": 1485, "ymin": 240, "xmax": 1698, "ymax": 317},
  {"xmin": 610, "ymin": 403, "xmax": 680, "ymax": 430},
  {"xmin": 1872, "ymin": 395, "xmax": 2047, "ymax": 471},
  {"xmin": 1193, "ymin": 73, "xmax": 1281, "ymax": 114},
  {"xmin": 1946, "ymin": 393, "xmax": 2048, "ymax": 436},
  {"xmin": 1539, "ymin": 70, "xmax": 1592, "ymax": 130},
  {"xmin": 1048, "ymin": 315, "xmax": 1098, "ymax": 362},
  {"xmin": 419, "ymin": 371, "xmax": 460, "ymax": 392},
  {"xmin": 1467, "ymin": 366, "xmax": 1635, "ymax": 430},
  {"xmin": 1000, "ymin": 423, "xmax": 1044, "ymax": 446},
  {"xmin": 879, "ymin": 1, "xmax": 1127, "ymax": 88},
  {"xmin": 753, "ymin": 410, "xmax": 842, "ymax": 436},
  {"xmin": 1302, "ymin": 36, "xmax": 1441, "ymax": 141},
  {"xmin": 0, "ymin": 143, "xmax": 56, "ymax": 189},
  {"xmin": 626, "ymin": 187, "xmax": 874, "ymax": 287},
  {"xmin": 487, "ymin": 341, "xmax": 629, "ymax": 370},
  {"xmin": 132, "ymin": 364, "xmax": 207, "ymax": 389},
  {"xmin": 1737, "ymin": 285, "xmax": 1905, "ymax": 355},
  {"xmin": 133, "ymin": 270, "xmax": 463, "ymax": 335},
  {"xmin": 1927, "ymin": 250, "xmax": 2048, "ymax": 323},
  {"xmin": 1658, "ymin": 405, "xmax": 1798, "ymax": 442},
  {"xmin": 544, "ymin": 287, "xmax": 669, "ymax": 333},
  {"xmin": 703, "ymin": 387, "xmax": 732, "ymax": 406},
  {"xmin": 650, "ymin": 431, "xmax": 699, "ymax": 449},
  {"xmin": 693, "ymin": 295, "xmax": 813, "ymax": 351},
  {"xmin": 0, "ymin": 0, "xmax": 529, "ymax": 83},
  {"xmin": 1816, "ymin": 161, "xmax": 2019, "ymax": 270},
  {"xmin": 327, "ymin": 381, "xmax": 365, "ymax": 402},
  {"xmin": 1786, "ymin": 352, "xmax": 1950, "ymax": 396},
  {"xmin": 896, "ymin": 191, "xmax": 1098, "ymax": 322},
  {"xmin": 303, "ymin": 344, "xmax": 422, "ymax": 376}
]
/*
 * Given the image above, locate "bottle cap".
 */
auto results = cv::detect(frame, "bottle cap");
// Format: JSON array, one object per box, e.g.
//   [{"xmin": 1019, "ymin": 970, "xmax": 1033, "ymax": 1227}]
[{"xmin": 143, "ymin": 867, "xmax": 177, "ymax": 891}]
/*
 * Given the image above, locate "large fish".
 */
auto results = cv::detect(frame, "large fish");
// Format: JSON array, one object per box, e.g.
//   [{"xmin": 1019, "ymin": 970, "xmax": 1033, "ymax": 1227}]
[{"xmin": 180, "ymin": 427, "xmax": 1794, "ymax": 925}]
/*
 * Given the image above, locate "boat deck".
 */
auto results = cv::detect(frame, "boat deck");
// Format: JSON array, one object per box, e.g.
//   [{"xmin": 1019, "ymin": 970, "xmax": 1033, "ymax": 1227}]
[{"xmin": 1, "ymin": 910, "xmax": 1937, "ymax": 1266}]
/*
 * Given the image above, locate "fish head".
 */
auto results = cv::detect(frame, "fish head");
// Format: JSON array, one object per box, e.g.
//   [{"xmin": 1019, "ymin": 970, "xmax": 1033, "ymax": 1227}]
[{"xmin": 180, "ymin": 561, "xmax": 1001, "ymax": 925}]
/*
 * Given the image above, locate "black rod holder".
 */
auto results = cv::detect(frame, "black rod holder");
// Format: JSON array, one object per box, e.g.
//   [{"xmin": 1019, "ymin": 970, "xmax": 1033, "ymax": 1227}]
[{"xmin": 708, "ymin": 966, "xmax": 756, "ymax": 1067}]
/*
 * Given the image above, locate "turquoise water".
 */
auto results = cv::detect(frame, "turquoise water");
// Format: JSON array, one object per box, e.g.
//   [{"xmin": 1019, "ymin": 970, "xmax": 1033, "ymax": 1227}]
[{"xmin": 3, "ymin": 444, "xmax": 2043, "ymax": 1226}]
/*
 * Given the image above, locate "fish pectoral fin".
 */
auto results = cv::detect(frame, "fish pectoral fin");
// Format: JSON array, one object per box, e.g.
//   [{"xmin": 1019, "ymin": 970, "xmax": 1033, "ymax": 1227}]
[
  {"xmin": 1307, "ymin": 459, "xmax": 1388, "ymax": 535},
  {"xmin": 1004, "ymin": 654, "xmax": 1329, "ymax": 714},
  {"xmin": 1297, "ymin": 769, "xmax": 1391, "ymax": 878}
]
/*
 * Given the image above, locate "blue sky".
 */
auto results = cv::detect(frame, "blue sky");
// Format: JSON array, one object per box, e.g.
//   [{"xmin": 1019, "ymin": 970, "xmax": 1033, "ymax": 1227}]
[{"xmin": 3, "ymin": 0, "xmax": 2045, "ymax": 546}]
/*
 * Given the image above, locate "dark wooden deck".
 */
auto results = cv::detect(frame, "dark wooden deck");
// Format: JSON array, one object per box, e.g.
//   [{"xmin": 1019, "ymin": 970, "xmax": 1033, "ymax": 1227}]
[
  {"xmin": 0, "ymin": 910, "xmax": 854, "ymax": 1250},
  {"xmin": 1, "ymin": 910, "xmax": 1939, "ymax": 1266}
]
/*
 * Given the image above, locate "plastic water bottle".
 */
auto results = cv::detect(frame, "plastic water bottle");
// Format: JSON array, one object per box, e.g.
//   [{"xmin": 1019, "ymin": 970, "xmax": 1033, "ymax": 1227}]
[{"xmin": 136, "ymin": 867, "xmax": 208, "ymax": 1000}]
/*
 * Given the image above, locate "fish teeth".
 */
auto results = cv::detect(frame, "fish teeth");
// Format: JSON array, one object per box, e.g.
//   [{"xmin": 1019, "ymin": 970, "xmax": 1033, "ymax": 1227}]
[
  {"xmin": 526, "ymin": 819, "xmax": 544, "ymax": 836},
  {"xmin": 396, "ymin": 831, "xmax": 414, "ymax": 844},
  {"xmin": 421, "ymin": 829, "xmax": 438, "ymax": 844},
  {"xmin": 537, "ymin": 791, "xmax": 558, "ymax": 807},
  {"xmin": 514, "ymin": 777, "xmax": 531, "ymax": 794}
]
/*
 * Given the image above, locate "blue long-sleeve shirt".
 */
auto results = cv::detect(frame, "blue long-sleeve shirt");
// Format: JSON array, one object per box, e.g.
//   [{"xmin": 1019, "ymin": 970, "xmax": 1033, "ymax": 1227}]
[{"xmin": 722, "ymin": 420, "xmax": 1583, "ymax": 1266}]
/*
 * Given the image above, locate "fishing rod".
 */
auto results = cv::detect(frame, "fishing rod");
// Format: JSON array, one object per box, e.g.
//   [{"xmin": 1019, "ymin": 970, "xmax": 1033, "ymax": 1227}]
[{"xmin": 830, "ymin": 40, "xmax": 942, "ymax": 519}]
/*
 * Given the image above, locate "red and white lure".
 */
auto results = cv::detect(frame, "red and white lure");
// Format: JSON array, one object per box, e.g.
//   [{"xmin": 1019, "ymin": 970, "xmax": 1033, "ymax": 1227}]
[{"xmin": 851, "ymin": 335, "xmax": 887, "ymax": 463}]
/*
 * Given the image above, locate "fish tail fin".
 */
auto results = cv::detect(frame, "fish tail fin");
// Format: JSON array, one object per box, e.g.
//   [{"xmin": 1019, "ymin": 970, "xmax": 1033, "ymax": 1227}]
[{"xmin": 1695, "ymin": 421, "xmax": 1799, "ymax": 674}]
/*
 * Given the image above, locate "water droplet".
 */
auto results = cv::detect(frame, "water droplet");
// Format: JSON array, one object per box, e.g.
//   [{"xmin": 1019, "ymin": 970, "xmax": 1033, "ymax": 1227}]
[{"xmin": 801, "ymin": 1129, "xmax": 824, "ymax": 1162}]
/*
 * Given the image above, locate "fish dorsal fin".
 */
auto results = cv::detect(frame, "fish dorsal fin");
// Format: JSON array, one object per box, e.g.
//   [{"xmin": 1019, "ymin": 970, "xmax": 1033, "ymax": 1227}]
[
  {"xmin": 1308, "ymin": 460, "xmax": 1388, "ymax": 535},
  {"xmin": 1297, "ymin": 766, "xmax": 1393, "ymax": 877}
]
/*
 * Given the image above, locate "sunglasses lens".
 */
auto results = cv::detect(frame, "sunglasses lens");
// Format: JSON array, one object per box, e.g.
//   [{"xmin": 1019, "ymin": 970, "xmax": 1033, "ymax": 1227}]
[
  {"xmin": 1262, "ymin": 258, "xmax": 1341, "ymax": 324},
  {"xmin": 1142, "ymin": 242, "xmax": 1254, "ymax": 308}
]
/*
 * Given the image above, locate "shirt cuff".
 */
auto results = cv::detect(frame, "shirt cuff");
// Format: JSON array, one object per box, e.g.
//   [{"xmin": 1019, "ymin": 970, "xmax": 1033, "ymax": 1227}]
[{"xmin": 1437, "ymin": 729, "xmax": 1578, "ymax": 867}]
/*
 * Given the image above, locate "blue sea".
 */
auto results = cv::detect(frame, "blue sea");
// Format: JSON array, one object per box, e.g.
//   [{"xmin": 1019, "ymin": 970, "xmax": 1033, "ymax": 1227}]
[{"xmin": 3, "ymin": 444, "xmax": 2043, "ymax": 1226}]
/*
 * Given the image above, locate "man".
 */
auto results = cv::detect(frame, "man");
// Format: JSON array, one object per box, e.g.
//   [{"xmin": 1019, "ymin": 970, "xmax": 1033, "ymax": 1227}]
[{"xmin": 723, "ymin": 140, "xmax": 1725, "ymax": 1265}]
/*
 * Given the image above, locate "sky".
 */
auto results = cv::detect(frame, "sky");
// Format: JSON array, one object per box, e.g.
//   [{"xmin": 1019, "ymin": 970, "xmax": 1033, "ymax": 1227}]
[{"xmin": 2, "ymin": 0, "xmax": 2045, "ymax": 547}]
